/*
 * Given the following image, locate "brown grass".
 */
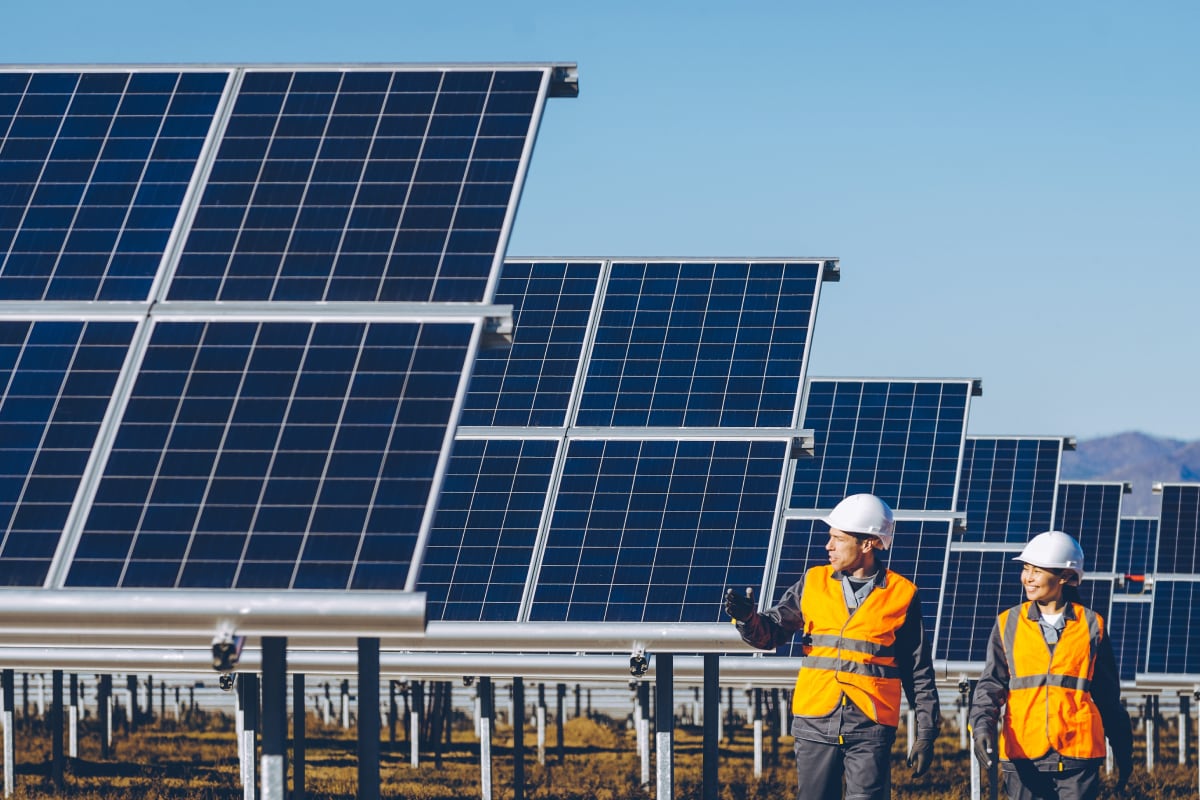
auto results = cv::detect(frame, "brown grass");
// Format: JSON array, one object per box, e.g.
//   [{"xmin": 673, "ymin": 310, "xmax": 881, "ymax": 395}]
[{"xmin": 2, "ymin": 711, "xmax": 1196, "ymax": 799}]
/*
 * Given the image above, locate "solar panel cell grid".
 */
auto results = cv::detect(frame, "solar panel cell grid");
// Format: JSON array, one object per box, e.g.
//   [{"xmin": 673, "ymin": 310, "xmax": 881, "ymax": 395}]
[
  {"xmin": 957, "ymin": 437, "xmax": 1061, "ymax": 543},
  {"xmin": 1146, "ymin": 581, "xmax": 1200, "ymax": 674},
  {"xmin": 1155, "ymin": 484, "xmax": 1200, "ymax": 574},
  {"xmin": 792, "ymin": 380, "xmax": 970, "ymax": 512},
  {"xmin": 64, "ymin": 319, "xmax": 473, "ymax": 591},
  {"xmin": 574, "ymin": 261, "xmax": 818, "ymax": 429},
  {"xmin": 460, "ymin": 260, "xmax": 601, "ymax": 427},
  {"xmin": 1116, "ymin": 517, "xmax": 1156, "ymax": 585},
  {"xmin": 167, "ymin": 69, "xmax": 546, "ymax": 304},
  {"xmin": 528, "ymin": 438, "xmax": 786, "ymax": 623},
  {"xmin": 422, "ymin": 437, "xmax": 557, "ymax": 621},
  {"xmin": 1053, "ymin": 483, "xmax": 1123, "ymax": 575},
  {"xmin": 936, "ymin": 551, "xmax": 1025, "ymax": 663},
  {"xmin": 0, "ymin": 71, "xmax": 226, "ymax": 300},
  {"xmin": 1106, "ymin": 599, "xmax": 1150, "ymax": 681},
  {"xmin": 0, "ymin": 320, "xmax": 134, "ymax": 586}
]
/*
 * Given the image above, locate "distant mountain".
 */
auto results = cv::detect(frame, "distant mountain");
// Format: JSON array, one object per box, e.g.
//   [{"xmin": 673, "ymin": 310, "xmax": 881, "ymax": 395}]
[{"xmin": 1059, "ymin": 432, "xmax": 1200, "ymax": 516}]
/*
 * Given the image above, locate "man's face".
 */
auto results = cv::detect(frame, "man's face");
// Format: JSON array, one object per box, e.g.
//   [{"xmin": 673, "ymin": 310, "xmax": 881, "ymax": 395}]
[{"xmin": 825, "ymin": 528, "xmax": 872, "ymax": 575}]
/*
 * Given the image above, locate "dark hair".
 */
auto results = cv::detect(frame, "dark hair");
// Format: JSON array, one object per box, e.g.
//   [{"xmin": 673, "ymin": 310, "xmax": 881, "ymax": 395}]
[{"xmin": 1062, "ymin": 583, "xmax": 1082, "ymax": 606}]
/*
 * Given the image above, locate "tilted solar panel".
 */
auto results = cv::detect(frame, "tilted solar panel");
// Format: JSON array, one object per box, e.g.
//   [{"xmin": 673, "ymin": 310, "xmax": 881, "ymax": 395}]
[
  {"xmin": 1107, "ymin": 597, "xmax": 1150, "ymax": 681},
  {"xmin": 0, "ymin": 320, "xmax": 134, "ymax": 585},
  {"xmin": 1115, "ymin": 516, "xmax": 1156, "ymax": 592},
  {"xmin": 527, "ymin": 438, "xmax": 787, "ymax": 623},
  {"xmin": 421, "ymin": 437, "xmax": 558, "ymax": 621},
  {"xmin": 937, "ymin": 550, "xmax": 1025, "ymax": 663},
  {"xmin": 167, "ymin": 68, "xmax": 555, "ymax": 303},
  {"xmin": 1053, "ymin": 481, "xmax": 1127, "ymax": 575},
  {"xmin": 63, "ymin": 320, "xmax": 475, "ymax": 590},
  {"xmin": 790, "ymin": 378, "xmax": 978, "ymax": 512},
  {"xmin": 575, "ymin": 261, "xmax": 820, "ymax": 428},
  {"xmin": 1154, "ymin": 483, "xmax": 1200, "ymax": 574},
  {"xmin": 459, "ymin": 260, "xmax": 601, "ymax": 427},
  {"xmin": 0, "ymin": 70, "xmax": 226, "ymax": 300},
  {"xmin": 1145, "ymin": 580, "xmax": 1200, "ymax": 675},
  {"xmin": 957, "ymin": 436, "xmax": 1064, "ymax": 543}
]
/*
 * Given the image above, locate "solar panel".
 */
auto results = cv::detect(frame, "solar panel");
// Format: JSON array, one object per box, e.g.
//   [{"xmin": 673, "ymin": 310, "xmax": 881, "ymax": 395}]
[
  {"xmin": 1145, "ymin": 580, "xmax": 1200, "ymax": 675},
  {"xmin": 1154, "ymin": 483, "xmax": 1200, "ymax": 575},
  {"xmin": 790, "ymin": 378, "xmax": 978, "ymax": 512},
  {"xmin": 956, "ymin": 436, "xmax": 1065, "ymax": 543},
  {"xmin": 423, "ymin": 437, "xmax": 558, "ymax": 621},
  {"xmin": 769, "ymin": 517, "xmax": 952, "ymax": 658},
  {"xmin": 527, "ymin": 438, "xmax": 788, "ymax": 623},
  {"xmin": 1074, "ymin": 576, "xmax": 1113, "ymax": 621},
  {"xmin": 1107, "ymin": 597, "xmax": 1151, "ymax": 681},
  {"xmin": 166, "ymin": 68, "xmax": 556, "ymax": 303},
  {"xmin": 0, "ymin": 63, "xmax": 575, "ymax": 597},
  {"xmin": 1116, "ymin": 516, "xmax": 1156, "ymax": 589},
  {"xmin": 936, "ymin": 550, "xmax": 1025, "ymax": 663},
  {"xmin": 574, "ymin": 261, "xmax": 821, "ymax": 428},
  {"xmin": 0, "ymin": 70, "xmax": 227, "ymax": 300},
  {"xmin": 458, "ymin": 260, "xmax": 601, "ymax": 427},
  {"xmin": 62, "ymin": 320, "xmax": 475, "ymax": 590},
  {"xmin": 1053, "ymin": 481, "xmax": 1127, "ymax": 575},
  {"xmin": 0, "ymin": 320, "xmax": 135, "ymax": 586}
]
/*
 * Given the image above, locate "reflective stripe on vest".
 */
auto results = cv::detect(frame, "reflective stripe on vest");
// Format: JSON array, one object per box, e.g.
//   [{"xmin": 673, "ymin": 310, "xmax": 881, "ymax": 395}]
[
  {"xmin": 998, "ymin": 601, "xmax": 1107, "ymax": 761},
  {"xmin": 791, "ymin": 565, "xmax": 915, "ymax": 727}
]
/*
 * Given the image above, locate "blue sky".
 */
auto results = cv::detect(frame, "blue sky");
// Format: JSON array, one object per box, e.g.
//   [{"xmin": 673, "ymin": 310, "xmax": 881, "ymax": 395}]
[{"xmin": 6, "ymin": 2, "xmax": 1198, "ymax": 440}]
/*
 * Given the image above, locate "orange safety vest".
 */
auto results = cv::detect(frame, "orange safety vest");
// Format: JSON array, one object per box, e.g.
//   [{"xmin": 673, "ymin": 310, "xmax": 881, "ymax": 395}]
[
  {"xmin": 998, "ymin": 602, "xmax": 1107, "ymax": 761},
  {"xmin": 792, "ymin": 565, "xmax": 914, "ymax": 727}
]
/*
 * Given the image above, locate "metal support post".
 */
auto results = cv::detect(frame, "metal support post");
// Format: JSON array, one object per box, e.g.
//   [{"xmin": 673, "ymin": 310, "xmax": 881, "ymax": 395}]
[
  {"xmin": 512, "ymin": 677, "xmax": 524, "ymax": 800},
  {"xmin": 702, "ymin": 654, "xmax": 719, "ymax": 800},
  {"xmin": 357, "ymin": 638, "xmax": 380, "ymax": 800},
  {"xmin": 261, "ymin": 637, "xmax": 287, "ymax": 800},
  {"xmin": 655, "ymin": 654, "xmax": 675, "ymax": 800},
  {"xmin": 292, "ymin": 673, "xmax": 306, "ymax": 800}
]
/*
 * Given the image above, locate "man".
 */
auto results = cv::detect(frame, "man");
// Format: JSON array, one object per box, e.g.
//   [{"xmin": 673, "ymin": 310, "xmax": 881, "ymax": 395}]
[{"xmin": 724, "ymin": 493, "xmax": 940, "ymax": 800}]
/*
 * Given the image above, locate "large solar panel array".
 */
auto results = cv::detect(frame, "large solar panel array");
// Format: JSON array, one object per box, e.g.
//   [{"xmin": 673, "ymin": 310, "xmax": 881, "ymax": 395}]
[
  {"xmin": 0, "ymin": 63, "xmax": 575, "ymax": 591},
  {"xmin": 421, "ymin": 258, "xmax": 833, "ymax": 623}
]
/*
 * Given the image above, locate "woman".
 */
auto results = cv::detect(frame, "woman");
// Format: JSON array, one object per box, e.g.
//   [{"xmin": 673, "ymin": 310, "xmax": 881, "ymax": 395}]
[{"xmin": 969, "ymin": 530, "xmax": 1133, "ymax": 800}]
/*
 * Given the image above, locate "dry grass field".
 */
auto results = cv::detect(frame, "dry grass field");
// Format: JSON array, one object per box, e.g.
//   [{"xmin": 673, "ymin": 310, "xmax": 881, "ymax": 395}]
[{"xmin": 2, "ymin": 708, "xmax": 1196, "ymax": 799}]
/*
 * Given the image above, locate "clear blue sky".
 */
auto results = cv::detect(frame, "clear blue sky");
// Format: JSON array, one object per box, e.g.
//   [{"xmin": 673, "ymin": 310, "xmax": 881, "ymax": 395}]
[{"xmin": 6, "ymin": 2, "xmax": 1198, "ymax": 440}]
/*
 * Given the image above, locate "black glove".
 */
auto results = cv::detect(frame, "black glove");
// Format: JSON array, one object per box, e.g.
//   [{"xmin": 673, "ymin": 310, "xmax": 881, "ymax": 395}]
[
  {"xmin": 723, "ymin": 587, "xmax": 756, "ymax": 620},
  {"xmin": 972, "ymin": 726, "xmax": 996, "ymax": 771},
  {"xmin": 1115, "ymin": 749, "xmax": 1132, "ymax": 792},
  {"xmin": 907, "ymin": 737, "xmax": 934, "ymax": 777}
]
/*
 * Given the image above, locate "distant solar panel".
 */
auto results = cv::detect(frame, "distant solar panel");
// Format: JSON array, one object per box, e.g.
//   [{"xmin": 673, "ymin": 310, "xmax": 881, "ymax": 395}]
[
  {"xmin": 956, "ymin": 436, "xmax": 1064, "ymax": 543},
  {"xmin": 1054, "ymin": 481, "xmax": 1126, "ymax": 575},
  {"xmin": 63, "ymin": 319, "xmax": 474, "ymax": 590},
  {"xmin": 166, "ymin": 68, "xmax": 554, "ymax": 304},
  {"xmin": 1074, "ymin": 577, "xmax": 1113, "ymax": 621},
  {"xmin": 459, "ymin": 260, "xmax": 600, "ymax": 427},
  {"xmin": 1145, "ymin": 580, "xmax": 1200, "ymax": 675},
  {"xmin": 770, "ymin": 517, "xmax": 952, "ymax": 658},
  {"xmin": 1116, "ymin": 516, "xmax": 1156, "ymax": 590},
  {"xmin": 1107, "ymin": 597, "xmax": 1150, "ymax": 681},
  {"xmin": 0, "ymin": 70, "xmax": 226, "ymax": 300},
  {"xmin": 0, "ymin": 320, "xmax": 134, "ymax": 586},
  {"xmin": 574, "ymin": 261, "xmax": 821, "ymax": 428},
  {"xmin": 1154, "ymin": 483, "xmax": 1200, "ymax": 575},
  {"xmin": 527, "ymin": 438, "xmax": 787, "ymax": 623},
  {"xmin": 790, "ymin": 378, "xmax": 977, "ymax": 512},
  {"xmin": 421, "ymin": 437, "xmax": 557, "ymax": 621},
  {"xmin": 937, "ymin": 550, "xmax": 1025, "ymax": 663}
]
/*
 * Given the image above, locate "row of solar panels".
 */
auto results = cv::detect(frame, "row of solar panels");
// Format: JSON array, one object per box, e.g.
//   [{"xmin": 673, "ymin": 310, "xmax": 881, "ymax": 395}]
[{"xmin": 1, "ymin": 66, "xmax": 1197, "ymax": 680}]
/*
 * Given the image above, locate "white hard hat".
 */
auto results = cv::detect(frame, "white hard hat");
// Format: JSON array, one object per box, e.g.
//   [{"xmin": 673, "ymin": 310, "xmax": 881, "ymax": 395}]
[
  {"xmin": 822, "ymin": 493, "xmax": 895, "ymax": 550},
  {"xmin": 1014, "ymin": 530, "xmax": 1085, "ymax": 585}
]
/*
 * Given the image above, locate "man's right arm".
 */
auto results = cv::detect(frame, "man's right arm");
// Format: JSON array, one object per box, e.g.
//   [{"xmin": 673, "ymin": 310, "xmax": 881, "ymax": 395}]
[{"xmin": 735, "ymin": 578, "xmax": 804, "ymax": 651}]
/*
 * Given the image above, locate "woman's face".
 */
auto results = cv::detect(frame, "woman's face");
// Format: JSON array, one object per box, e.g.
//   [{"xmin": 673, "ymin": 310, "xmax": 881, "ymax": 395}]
[{"xmin": 1020, "ymin": 562, "xmax": 1066, "ymax": 605}]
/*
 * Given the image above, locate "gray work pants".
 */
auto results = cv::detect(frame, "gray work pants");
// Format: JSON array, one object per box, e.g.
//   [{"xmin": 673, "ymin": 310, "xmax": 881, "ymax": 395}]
[
  {"xmin": 794, "ymin": 736, "xmax": 891, "ymax": 800},
  {"xmin": 1001, "ymin": 762, "xmax": 1101, "ymax": 800}
]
